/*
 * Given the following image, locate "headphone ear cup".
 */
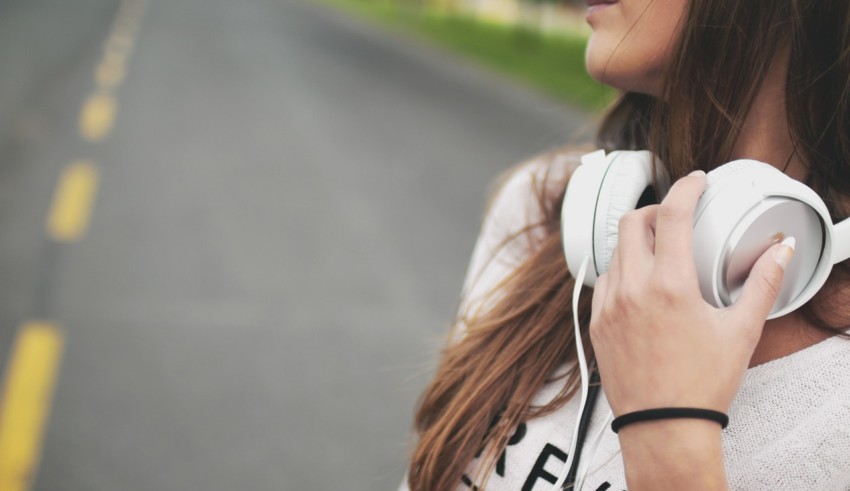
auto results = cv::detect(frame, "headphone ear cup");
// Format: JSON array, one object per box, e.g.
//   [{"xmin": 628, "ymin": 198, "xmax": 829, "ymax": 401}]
[
  {"xmin": 562, "ymin": 150, "xmax": 669, "ymax": 285},
  {"xmin": 693, "ymin": 160, "xmax": 831, "ymax": 317},
  {"xmin": 562, "ymin": 150, "xmax": 608, "ymax": 284},
  {"xmin": 594, "ymin": 151, "xmax": 669, "ymax": 275}
]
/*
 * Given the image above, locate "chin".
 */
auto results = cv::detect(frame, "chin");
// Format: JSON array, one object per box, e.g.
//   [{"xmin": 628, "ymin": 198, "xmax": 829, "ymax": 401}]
[
  {"xmin": 585, "ymin": 49, "xmax": 662, "ymax": 96},
  {"xmin": 585, "ymin": 31, "xmax": 669, "ymax": 97}
]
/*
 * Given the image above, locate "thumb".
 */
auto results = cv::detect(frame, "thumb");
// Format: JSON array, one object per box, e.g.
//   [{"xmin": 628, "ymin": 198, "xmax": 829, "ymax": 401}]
[{"xmin": 732, "ymin": 237, "xmax": 796, "ymax": 326}]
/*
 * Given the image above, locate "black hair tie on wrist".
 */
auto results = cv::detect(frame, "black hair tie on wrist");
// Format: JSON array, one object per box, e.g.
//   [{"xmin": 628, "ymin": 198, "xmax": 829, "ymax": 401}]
[{"xmin": 611, "ymin": 408, "xmax": 729, "ymax": 433}]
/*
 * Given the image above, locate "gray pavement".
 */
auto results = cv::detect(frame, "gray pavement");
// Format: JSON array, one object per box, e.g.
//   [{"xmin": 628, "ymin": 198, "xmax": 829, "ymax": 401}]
[{"xmin": 0, "ymin": 0, "xmax": 591, "ymax": 488}]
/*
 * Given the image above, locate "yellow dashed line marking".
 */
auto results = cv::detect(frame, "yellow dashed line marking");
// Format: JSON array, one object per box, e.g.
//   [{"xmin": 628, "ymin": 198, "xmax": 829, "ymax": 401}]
[
  {"xmin": 79, "ymin": 92, "xmax": 116, "ymax": 142},
  {"xmin": 96, "ymin": 52, "xmax": 127, "ymax": 89},
  {"xmin": 46, "ymin": 161, "xmax": 100, "ymax": 242},
  {"xmin": 105, "ymin": 33, "xmax": 135, "ymax": 58},
  {"xmin": 0, "ymin": 0, "xmax": 148, "ymax": 489},
  {"xmin": 0, "ymin": 322, "xmax": 65, "ymax": 491},
  {"xmin": 113, "ymin": 15, "xmax": 139, "ymax": 33}
]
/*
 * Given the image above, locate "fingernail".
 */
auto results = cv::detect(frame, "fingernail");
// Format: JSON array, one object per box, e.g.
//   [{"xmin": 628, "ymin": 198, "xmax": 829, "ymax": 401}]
[
  {"xmin": 774, "ymin": 236, "xmax": 796, "ymax": 270},
  {"xmin": 688, "ymin": 170, "xmax": 706, "ymax": 177}
]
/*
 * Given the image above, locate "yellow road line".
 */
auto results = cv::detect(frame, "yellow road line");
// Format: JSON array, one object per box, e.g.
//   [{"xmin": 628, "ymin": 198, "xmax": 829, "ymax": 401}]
[
  {"xmin": 0, "ymin": 322, "xmax": 65, "ymax": 491},
  {"xmin": 46, "ymin": 161, "xmax": 100, "ymax": 242},
  {"xmin": 96, "ymin": 51, "xmax": 127, "ymax": 89},
  {"xmin": 105, "ymin": 32, "xmax": 135, "ymax": 58},
  {"xmin": 79, "ymin": 92, "xmax": 116, "ymax": 142}
]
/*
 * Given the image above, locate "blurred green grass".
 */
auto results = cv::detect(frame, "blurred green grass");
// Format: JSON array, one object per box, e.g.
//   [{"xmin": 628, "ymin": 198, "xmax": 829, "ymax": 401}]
[{"xmin": 324, "ymin": 0, "xmax": 616, "ymax": 111}]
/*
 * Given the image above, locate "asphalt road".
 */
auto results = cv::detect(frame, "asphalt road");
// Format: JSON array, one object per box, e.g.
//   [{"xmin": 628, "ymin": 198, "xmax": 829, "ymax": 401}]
[{"xmin": 0, "ymin": 0, "xmax": 590, "ymax": 488}]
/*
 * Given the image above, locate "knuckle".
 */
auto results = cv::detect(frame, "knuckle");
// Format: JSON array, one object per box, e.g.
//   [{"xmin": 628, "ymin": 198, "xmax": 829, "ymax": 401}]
[
  {"xmin": 650, "ymin": 275, "xmax": 683, "ymax": 303},
  {"xmin": 755, "ymin": 267, "xmax": 782, "ymax": 299},
  {"xmin": 639, "ymin": 203, "xmax": 660, "ymax": 217},
  {"xmin": 657, "ymin": 200, "xmax": 687, "ymax": 223},
  {"xmin": 618, "ymin": 210, "xmax": 638, "ymax": 228},
  {"xmin": 617, "ymin": 211, "xmax": 640, "ymax": 236},
  {"xmin": 613, "ymin": 285, "xmax": 641, "ymax": 310},
  {"xmin": 589, "ymin": 313, "xmax": 607, "ymax": 342},
  {"xmin": 589, "ymin": 316, "xmax": 601, "ymax": 339}
]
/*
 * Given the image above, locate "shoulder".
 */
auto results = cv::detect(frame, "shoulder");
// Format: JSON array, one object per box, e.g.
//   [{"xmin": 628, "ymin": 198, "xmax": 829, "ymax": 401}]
[
  {"xmin": 481, "ymin": 145, "xmax": 588, "ymax": 247},
  {"xmin": 457, "ymin": 146, "xmax": 589, "ymax": 319},
  {"xmin": 487, "ymin": 146, "xmax": 587, "ymax": 221}
]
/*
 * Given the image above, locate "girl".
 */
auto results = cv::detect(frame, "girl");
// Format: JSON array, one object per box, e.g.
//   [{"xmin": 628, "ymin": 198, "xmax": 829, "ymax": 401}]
[{"xmin": 405, "ymin": 0, "xmax": 850, "ymax": 489}]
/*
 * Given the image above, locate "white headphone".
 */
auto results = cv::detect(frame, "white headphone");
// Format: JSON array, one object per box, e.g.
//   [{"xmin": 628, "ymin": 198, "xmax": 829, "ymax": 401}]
[{"xmin": 561, "ymin": 150, "xmax": 850, "ymax": 319}]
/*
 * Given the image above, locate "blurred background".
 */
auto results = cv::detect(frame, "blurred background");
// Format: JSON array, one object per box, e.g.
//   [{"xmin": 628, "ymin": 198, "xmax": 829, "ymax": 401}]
[{"xmin": 0, "ymin": 0, "xmax": 608, "ymax": 489}]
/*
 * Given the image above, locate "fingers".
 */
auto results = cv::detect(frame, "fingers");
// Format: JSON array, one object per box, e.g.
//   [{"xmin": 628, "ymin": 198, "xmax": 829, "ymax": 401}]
[
  {"xmin": 598, "ymin": 202, "xmax": 658, "ymax": 318},
  {"xmin": 731, "ymin": 237, "xmax": 795, "ymax": 333},
  {"xmin": 616, "ymin": 205, "xmax": 658, "ymax": 279},
  {"xmin": 653, "ymin": 171, "xmax": 707, "ymax": 275}
]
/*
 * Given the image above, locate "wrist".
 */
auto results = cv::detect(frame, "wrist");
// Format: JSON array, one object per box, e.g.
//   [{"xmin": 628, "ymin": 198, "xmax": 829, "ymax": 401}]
[
  {"xmin": 612, "ymin": 408, "xmax": 728, "ymax": 433},
  {"xmin": 618, "ymin": 419, "xmax": 728, "ymax": 491}
]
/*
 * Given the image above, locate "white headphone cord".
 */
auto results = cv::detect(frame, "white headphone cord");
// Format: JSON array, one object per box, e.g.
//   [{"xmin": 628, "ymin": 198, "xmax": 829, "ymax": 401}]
[{"xmin": 552, "ymin": 254, "xmax": 591, "ymax": 490}]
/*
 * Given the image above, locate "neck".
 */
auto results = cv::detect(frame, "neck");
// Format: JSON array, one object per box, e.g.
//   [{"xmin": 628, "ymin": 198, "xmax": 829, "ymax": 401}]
[
  {"xmin": 731, "ymin": 47, "xmax": 844, "ymax": 367},
  {"xmin": 730, "ymin": 46, "xmax": 804, "ymax": 179}
]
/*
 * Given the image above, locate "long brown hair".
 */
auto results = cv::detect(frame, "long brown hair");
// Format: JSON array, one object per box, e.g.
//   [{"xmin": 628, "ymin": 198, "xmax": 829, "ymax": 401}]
[{"xmin": 408, "ymin": 1, "xmax": 850, "ymax": 489}]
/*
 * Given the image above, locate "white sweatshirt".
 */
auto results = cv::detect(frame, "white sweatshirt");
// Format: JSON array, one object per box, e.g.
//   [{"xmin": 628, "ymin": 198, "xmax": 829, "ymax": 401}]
[{"xmin": 402, "ymin": 150, "xmax": 850, "ymax": 490}]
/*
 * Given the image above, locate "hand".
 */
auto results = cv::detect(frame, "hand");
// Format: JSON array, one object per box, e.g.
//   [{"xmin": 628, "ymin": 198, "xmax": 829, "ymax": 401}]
[{"xmin": 589, "ymin": 170, "xmax": 795, "ymax": 417}]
